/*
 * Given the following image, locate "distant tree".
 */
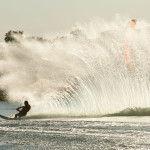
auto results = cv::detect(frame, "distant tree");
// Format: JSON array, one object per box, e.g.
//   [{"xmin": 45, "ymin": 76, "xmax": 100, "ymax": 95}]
[
  {"xmin": 4, "ymin": 30, "xmax": 50, "ymax": 43},
  {"xmin": 0, "ymin": 90, "xmax": 7, "ymax": 101},
  {"xmin": 4, "ymin": 30, "xmax": 23, "ymax": 43},
  {"xmin": 26, "ymin": 36, "xmax": 48, "ymax": 42}
]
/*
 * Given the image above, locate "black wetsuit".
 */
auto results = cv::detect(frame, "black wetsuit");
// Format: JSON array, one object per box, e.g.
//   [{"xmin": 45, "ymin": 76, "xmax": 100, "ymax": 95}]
[{"xmin": 15, "ymin": 104, "xmax": 31, "ymax": 118}]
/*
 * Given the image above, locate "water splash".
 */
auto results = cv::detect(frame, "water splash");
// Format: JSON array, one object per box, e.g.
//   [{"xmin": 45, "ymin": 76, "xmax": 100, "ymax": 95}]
[{"xmin": 1, "ymin": 17, "xmax": 150, "ymax": 116}]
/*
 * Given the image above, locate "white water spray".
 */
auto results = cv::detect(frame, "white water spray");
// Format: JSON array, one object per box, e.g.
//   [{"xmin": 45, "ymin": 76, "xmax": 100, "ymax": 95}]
[{"xmin": 1, "ymin": 17, "xmax": 150, "ymax": 117}]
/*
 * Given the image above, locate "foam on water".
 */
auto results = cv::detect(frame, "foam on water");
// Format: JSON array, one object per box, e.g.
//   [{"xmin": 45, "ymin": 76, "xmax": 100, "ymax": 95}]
[
  {"xmin": 1, "ymin": 17, "xmax": 150, "ymax": 117},
  {"xmin": 1, "ymin": 118, "xmax": 150, "ymax": 149}
]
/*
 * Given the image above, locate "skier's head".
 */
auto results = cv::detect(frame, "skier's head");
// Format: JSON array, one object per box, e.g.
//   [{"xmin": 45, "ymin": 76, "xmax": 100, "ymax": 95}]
[{"xmin": 24, "ymin": 101, "xmax": 29, "ymax": 106}]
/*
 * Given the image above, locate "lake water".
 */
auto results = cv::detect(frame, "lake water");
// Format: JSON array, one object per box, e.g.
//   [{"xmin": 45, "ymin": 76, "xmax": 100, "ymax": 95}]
[{"xmin": 1, "ymin": 102, "xmax": 150, "ymax": 150}]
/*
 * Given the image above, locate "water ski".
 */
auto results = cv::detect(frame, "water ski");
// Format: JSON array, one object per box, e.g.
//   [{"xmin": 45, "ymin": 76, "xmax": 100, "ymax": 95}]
[{"xmin": 0, "ymin": 115, "xmax": 20, "ymax": 120}]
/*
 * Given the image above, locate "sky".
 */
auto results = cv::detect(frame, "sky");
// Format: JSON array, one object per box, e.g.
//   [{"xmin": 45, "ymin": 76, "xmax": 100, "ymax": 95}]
[{"xmin": 0, "ymin": 0, "xmax": 150, "ymax": 41}]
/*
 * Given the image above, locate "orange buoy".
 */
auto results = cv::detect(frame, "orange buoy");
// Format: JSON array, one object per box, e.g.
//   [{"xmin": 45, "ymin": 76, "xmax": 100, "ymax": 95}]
[{"xmin": 124, "ymin": 19, "xmax": 136, "ymax": 66}]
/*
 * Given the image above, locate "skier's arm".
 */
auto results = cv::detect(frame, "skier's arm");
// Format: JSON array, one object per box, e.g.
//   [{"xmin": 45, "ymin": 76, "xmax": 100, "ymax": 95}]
[{"xmin": 16, "ymin": 106, "xmax": 23, "ymax": 111}]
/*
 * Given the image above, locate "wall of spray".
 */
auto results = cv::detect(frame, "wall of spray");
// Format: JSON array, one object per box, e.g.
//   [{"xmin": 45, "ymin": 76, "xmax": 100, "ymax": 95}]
[{"xmin": 0, "ymin": 17, "xmax": 150, "ymax": 117}]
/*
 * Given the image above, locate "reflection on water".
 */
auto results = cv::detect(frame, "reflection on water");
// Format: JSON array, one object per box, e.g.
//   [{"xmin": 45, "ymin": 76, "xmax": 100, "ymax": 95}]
[{"xmin": 0, "ymin": 102, "xmax": 19, "ymax": 119}]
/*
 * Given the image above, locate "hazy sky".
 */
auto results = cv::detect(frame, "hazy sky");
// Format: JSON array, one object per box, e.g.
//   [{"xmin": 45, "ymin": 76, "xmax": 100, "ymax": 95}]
[{"xmin": 0, "ymin": 0, "xmax": 149, "ymax": 41}]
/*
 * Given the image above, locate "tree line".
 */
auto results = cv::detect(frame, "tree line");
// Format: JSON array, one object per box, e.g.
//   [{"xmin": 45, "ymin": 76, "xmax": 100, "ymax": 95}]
[{"xmin": 4, "ymin": 30, "xmax": 48, "ymax": 43}]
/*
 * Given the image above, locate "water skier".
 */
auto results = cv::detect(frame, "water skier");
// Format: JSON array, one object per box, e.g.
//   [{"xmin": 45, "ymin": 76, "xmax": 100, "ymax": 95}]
[{"xmin": 14, "ymin": 101, "xmax": 31, "ymax": 118}]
